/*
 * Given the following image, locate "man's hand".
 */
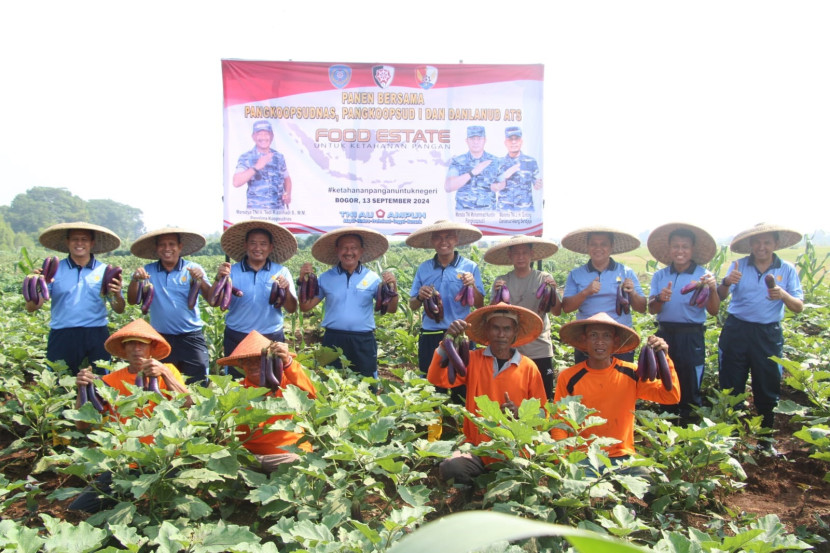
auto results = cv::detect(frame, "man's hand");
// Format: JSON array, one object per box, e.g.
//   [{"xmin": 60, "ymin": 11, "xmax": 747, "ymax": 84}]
[
  {"xmin": 472, "ymin": 159, "xmax": 492, "ymax": 176},
  {"xmin": 187, "ymin": 266, "xmax": 206, "ymax": 281},
  {"xmin": 724, "ymin": 261, "xmax": 742, "ymax": 286},
  {"xmin": 299, "ymin": 262, "xmax": 315, "ymax": 279},
  {"xmin": 216, "ymin": 262, "xmax": 231, "ymax": 280},
  {"xmin": 501, "ymin": 392, "xmax": 519, "ymax": 418},
  {"xmin": 253, "ymin": 152, "xmax": 273, "ymax": 171},
  {"xmin": 446, "ymin": 319, "xmax": 468, "ymax": 337},
  {"xmin": 381, "ymin": 271, "xmax": 397, "ymax": 289},
  {"xmin": 268, "ymin": 341, "xmax": 294, "ymax": 368},
  {"xmin": 459, "ymin": 272, "xmax": 476, "ymax": 287},
  {"xmin": 646, "ymin": 335, "xmax": 669, "ymax": 355},
  {"xmin": 76, "ymin": 368, "xmax": 96, "ymax": 388},
  {"xmin": 584, "ymin": 277, "xmax": 601, "ymax": 297}
]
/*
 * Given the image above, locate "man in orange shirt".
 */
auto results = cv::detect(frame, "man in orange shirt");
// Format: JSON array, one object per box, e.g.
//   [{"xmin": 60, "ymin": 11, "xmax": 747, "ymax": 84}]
[
  {"xmin": 554, "ymin": 312, "xmax": 680, "ymax": 463},
  {"xmin": 427, "ymin": 304, "xmax": 547, "ymax": 485},
  {"xmin": 217, "ymin": 330, "xmax": 317, "ymax": 472}
]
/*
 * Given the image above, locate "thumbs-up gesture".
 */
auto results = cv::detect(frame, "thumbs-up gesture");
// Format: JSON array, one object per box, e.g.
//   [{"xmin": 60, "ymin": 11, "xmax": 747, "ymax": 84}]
[
  {"xmin": 585, "ymin": 277, "xmax": 601, "ymax": 296},
  {"xmin": 724, "ymin": 261, "xmax": 742, "ymax": 286},
  {"xmin": 659, "ymin": 281, "xmax": 673, "ymax": 303},
  {"xmin": 501, "ymin": 391, "xmax": 519, "ymax": 418}
]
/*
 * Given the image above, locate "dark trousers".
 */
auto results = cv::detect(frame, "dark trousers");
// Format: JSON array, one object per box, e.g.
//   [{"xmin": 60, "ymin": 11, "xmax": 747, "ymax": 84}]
[
  {"xmin": 656, "ymin": 323, "xmax": 706, "ymax": 415},
  {"xmin": 420, "ymin": 330, "xmax": 466, "ymax": 405},
  {"xmin": 322, "ymin": 328, "xmax": 378, "ymax": 379},
  {"xmin": 718, "ymin": 315, "xmax": 783, "ymax": 427},
  {"xmin": 160, "ymin": 330, "xmax": 209, "ymax": 384},
  {"xmin": 47, "ymin": 326, "xmax": 111, "ymax": 375}
]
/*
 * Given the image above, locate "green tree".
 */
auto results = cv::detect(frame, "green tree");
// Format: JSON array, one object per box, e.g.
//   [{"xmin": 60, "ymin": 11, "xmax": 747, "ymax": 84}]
[
  {"xmin": 5, "ymin": 187, "xmax": 89, "ymax": 235},
  {"xmin": 87, "ymin": 199, "xmax": 145, "ymax": 242}
]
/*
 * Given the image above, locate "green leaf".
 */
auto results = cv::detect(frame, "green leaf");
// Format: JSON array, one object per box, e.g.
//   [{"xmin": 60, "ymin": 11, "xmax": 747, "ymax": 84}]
[
  {"xmin": 172, "ymin": 494, "xmax": 213, "ymax": 519},
  {"xmin": 40, "ymin": 514, "xmax": 109, "ymax": 553}
]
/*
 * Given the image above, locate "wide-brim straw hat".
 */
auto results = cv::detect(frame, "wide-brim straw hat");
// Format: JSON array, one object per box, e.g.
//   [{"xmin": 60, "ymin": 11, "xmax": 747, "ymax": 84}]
[
  {"xmin": 216, "ymin": 330, "xmax": 271, "ymax": 366},
  {"xmin": 729, "ymin": 223, "xmax": 802, "ymax": 254},
  {"xmin": 221, "ymin": 220, "xmax": 298, "ymax": 263},
  {"xmin": 483, "ymin": 235, "xmax": 559, "ymax": 265},
  {"xmin": 311, "ymin": 226, "xmax": 389, "ymax": 265},
  {"xmin": 105, "ymin": 319, "xmax": 172, "ymax": 360},
  {"xmin": 464, "ymin": 303, "xmax": 543, "ymax": 347},
  {"xmin": 558, "ymin": 312, "xmax": 640, "ymax": 354},
  {"xmin": 560, "ymin": 226, "xmax": 640, "ymax": 255},
  {"xmin": 131, "ymin": 227, "xmax": 206, "ymax": 259},
  {"xmin": 39, "ymin": 222, "xmax": 121, "ymax": 254},
  {"xmin": 405, "ymin": 220, "xmax": 483, "ymax": 249},
  {"xmin": 647, "ymin": 222, "xmax": 717, "ymax": 266}
]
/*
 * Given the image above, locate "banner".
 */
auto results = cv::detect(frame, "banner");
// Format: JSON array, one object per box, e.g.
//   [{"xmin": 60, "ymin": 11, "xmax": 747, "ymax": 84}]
[{"xmin": 222, "ymin": 61, "xmax": 544, "ymax": 236}]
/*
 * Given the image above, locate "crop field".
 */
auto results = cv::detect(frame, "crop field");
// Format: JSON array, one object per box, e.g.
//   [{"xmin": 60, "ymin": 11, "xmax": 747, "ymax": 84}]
[{"xmin": 0, "ymin": 241, "xmax": 828, "ymax": 552}]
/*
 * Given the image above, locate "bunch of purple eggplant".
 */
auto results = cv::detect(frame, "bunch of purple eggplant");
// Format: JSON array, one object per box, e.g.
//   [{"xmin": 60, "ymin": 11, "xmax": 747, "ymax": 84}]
[
  {"xmin": 260, "ymin": 347, "xmax": 284, "ymax": 392},
  {"xmin": 78, "ymin": 381, "xmax": 106, "ymax": 412},
  {"xmin": 636, "ymin": 345, "xmax": 673, "ymax": 391},
  {"xmin": 536, "ymin": 281, "xmax": 558, "ymax": 315},
  {"xmin": 615, "ymin": 281, "xmax": 630, "ymax": 315},
  {"xmin": 134, "ymin": 372, "xmax": 162, "ymax": 394},
  {"xmin": 680, "ymin": 279, "xmax": 710, "ymax": 308},
  {"xmin": 441, "ymin": 334, "xmax": 470, "ymax": 385},
  {"xmin": 22, "ymin": 256, "xmax": 60, "ymax": 303},
  {"xmin": 99, "ymin": 264, "xmax": 124, "ymax": 307},
  {"xmin": 209, "ymin": 275, "xmax": 241, "ymax": 311},
  {"xmin": 490, "ymin": 283, "xmax": 510, "ymax": 305},
  {"xmin": 375, "ymin": 281, "xmax": 398, "ymax": 315},
  {"xmin": 269, "ymin": 280, "xmax": 287, "ymax": 309},
  {"xmin": 298, "ymin": 273, "xmax": 319, "ymax": 304},
  {"xmin": 423, "ymin": 289, "xmax": 444, "ymax": 323},
  {"xmin": 186, "ymin": 277, "xmax": 204, "ymax": 310},
  {"xmin": 455, "ymin": 282, "xmax": 476, "ymax": 307},
  {"xmin": 129, "ymin": 280, "xmax": 155, "ymax": 315}
]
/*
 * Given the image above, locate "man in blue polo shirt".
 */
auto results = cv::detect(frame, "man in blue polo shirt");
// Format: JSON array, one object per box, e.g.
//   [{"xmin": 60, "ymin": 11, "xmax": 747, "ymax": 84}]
[
  {"xmin": 216, "ymin": 220, "xmax": 298, "ymax": 359},
  {"xmin": 717, "ymin": 223, "xmax": 803, "ymax": 444},
  {"xmin": 561, "ymin": 226, "xmax": 646, "ymax": 363},
  {"xmin": 445, "ymin": 126, "xmax": 501, "ymax": 211},
  {"xmin": 128, "ymin": 228, "xmax": 211, "ymax": 383},
  {"xmin": 647, "ymin": 223, "xmax": 720, "ymax": 422},
  {"xmin": 28, "ymin": 222, "xmax": 125, "ymax": 375},
  {"xmin": 298, "ymin": 227, "xmax": 398, "ymax": 380},
  {"xmin": 406, "ymin": 220, "xmax": 484, "ymax": 401}
]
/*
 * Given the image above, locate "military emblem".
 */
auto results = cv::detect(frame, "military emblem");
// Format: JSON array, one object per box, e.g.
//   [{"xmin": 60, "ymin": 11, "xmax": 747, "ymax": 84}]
[
  {"xmin": 329, "ymin": 65, "xmax": 352, "ymax": 89},
  {"xmin": 415, "ymin": 66, "xmax": 438, "ymax": 90},
  {"xmin": 372, "ymin": 65, "xmax": 395, "ymax": 88},
  {"xmin": 375, "ymin": 209, "xmax": 386, "ymax": 218}
]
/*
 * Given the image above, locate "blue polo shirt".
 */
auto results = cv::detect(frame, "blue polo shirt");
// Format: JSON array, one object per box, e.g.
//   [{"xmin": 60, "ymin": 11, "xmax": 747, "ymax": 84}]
[
  {"xmin": 410, "ymin": 252, "xmax": 484, "ymax": 331},
  {"xmin": 225, "ymin": 257, "xmax": 295, "ymax": 335},
  {"xmin": 143, "ymin": 258, "xmax": 205, "ymax": 334},
  {"xmin": 725, "ymin": 254, "xmax": 803, "ymax": 324},
  {"xmin": 650, "ymin": 262, "xmax": 709, "ymax": 324},
  {"xmin": 318, "ymin": 263, "xmax": 380, "ymax": 332},
  {"xmin": 48, "ymin": 255, "xmax": 108, "ymax": 329},
  {"xmin": 563, "ymin": 258, "xmax": 643, "ymax": 326}
]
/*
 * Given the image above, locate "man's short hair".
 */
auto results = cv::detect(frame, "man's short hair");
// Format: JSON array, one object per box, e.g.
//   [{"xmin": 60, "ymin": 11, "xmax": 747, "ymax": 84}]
[
  {"xmin": 335, "ymin": 233, "xmax": 364, "ymax": 248},
  {"xmin": 245, "ymin": 228, "xmax": 273, "ymax": 244},
  {"xmin": 155, "ymin": 233, "xmax": 181, "ymax": 245},
  {"xmin": 586, "ymin": 232, "xmax": 614, "ymax": 246},
  {"xmin": 66, "ymin": 229, "xmax": 94, "ymax": 240},
  {"xmin": 668, "ymin": 228, "xmax": 696, "ymax": 245}
]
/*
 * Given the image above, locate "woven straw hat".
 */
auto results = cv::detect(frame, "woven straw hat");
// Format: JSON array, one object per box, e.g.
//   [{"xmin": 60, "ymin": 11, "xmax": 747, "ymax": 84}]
[
  {"xmin": 558, "ymin": 312, "xmax": 640, "ymax": 354},
  {"xmin": 483, "ymin": 235, "xmax": 559, "ymax": 266},
  {"xmin": 464, "ymin": 303, "xmax": 543, "ymax": 347},
  {"xmin": 560, "ymin": 226, "xmax": 640, "ymax": 255},
  {"xmin": 216, "ymin": 330, "xmax": 271, "ymax": 366},
  {"xmin": 221, "ymin": 220, "xmax": 297, "ymax": 263},
  {"xmin": 405, "ymin": 220, "xmax": 483, "ymax": 249},
  {"xmin": 131, "ymin": 227, "xmax": 206, "ymax": 259},
  {"xmin": 39, "ymin": 222, "xmax": 121, "ymax": 254},
  {"xmin": 105, "ymin": 319, "xmax": 172, "ymax": 360},
  {"xmin": 311, "ymin": 226, "xmax": 389, "ymax": 265},
  {"xmin": 729, "ymin": 223, "xmax": 802, "ymax": 254},
  {"xmin": 647, "ymin": 222, "xmax": 717, "ymax": 266}
]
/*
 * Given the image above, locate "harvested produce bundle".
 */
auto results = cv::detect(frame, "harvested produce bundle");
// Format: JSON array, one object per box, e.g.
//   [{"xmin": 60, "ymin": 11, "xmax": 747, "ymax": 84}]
[
  {"xmin": 374, "ymin": 281, "xmax": 398, "ymax": 315},
  {"xmin": 442, "ymin": 334, "xmax": 469, "ymax": 384},
  {"xmin": 423, "ymin": 289, "xmax": 444, "ymax": 323},
  {"xmin": 269, "ymin": 280, "xmax": 286, "ymax": 309},
  {"xmin": 535, "ymin": 281, "xmax": 558, "ymax": 315},
  {"xmin": 99, "ymin": 265, "xmax": 123, "ymax": 297},
  {"xmin": 635, "ymin": 345, "xmax": 672, "ymax": 391},
  {"xmin": 680, "ymin": 279, "xmax": 710, "ymax": 308},
  {"xmin": 455, "ymin": 280, "xmax": 476, "ymax": 307},
  {"xmin": 134, "ymin": 372, "xmax": 161, "ymax": 394},
  {"xmin": 298, "ymin": 273, "xmax": 319, "ymax": 303},
  {"xmin": 259, "ymin": 347, "xmax": 283, "ymax": 392},
  {"xmin": 187, "ymin": 277, "xmax": 202, "ymax": 310},
  {"xmin": 41, "ymin": 256, "xmax": 59, "ymax": 283},
  {"xmin": 139, "ymin": 283, "xmax": 155, "ymax": 314},
  {"xmin": 615, "ymin": 279, "xmax": 630, "ymax": 315},
  {"xmin": 22, "ymin": 274, "xmax": 50, "ymax": 303},
  {"xmin": 78, "ymin": 382, "xmax": 105, "ymax": 412},
  {"xmin": 209, "ymin": 275, "xmax": 234, "ymax": 311},
  {"xmin": 490, "ymin": 283, "xmax": 510, "ymax": 305}
]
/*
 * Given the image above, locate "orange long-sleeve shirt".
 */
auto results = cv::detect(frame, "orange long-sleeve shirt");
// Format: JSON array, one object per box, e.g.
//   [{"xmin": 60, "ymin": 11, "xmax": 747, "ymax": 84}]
[{"xmin": 552, "ymin": 356, "xmax": 680, "ymax": 457}]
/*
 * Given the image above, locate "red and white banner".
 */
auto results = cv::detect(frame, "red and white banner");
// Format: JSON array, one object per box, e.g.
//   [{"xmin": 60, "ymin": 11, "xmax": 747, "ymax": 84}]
[{"xmin": 222, "ymin": 60, "xmax": 544, "ymax": 236}]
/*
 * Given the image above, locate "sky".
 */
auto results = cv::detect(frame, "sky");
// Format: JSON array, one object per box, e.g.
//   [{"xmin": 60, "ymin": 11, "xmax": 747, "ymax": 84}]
[{"xmin": 1, "ymin": 1, "xmax": 828, "ymax": 245}]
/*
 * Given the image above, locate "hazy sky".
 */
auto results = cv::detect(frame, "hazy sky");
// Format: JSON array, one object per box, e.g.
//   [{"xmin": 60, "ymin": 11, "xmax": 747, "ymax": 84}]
[{"xmin": 1, "ymin": 1, "xmax": 827, "ymax": 243}]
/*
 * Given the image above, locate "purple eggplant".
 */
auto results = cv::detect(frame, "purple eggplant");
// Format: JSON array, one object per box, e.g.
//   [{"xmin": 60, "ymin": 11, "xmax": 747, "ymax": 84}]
[
  {"xmin": 656, "ymin": 350, "xmax": 672, "ymax": 391},
  {"xmin": 187, "ymin": 277, "xmax": 201, "ymax": 310}
]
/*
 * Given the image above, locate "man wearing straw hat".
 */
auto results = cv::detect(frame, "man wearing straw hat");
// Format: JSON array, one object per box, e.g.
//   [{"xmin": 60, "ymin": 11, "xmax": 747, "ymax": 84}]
[
  {"xmin": 216, "ymin": 220, "xmax": 299, "ymax": 359},
  {"xmin": 70, "ymin": 319, "xmax": 189, "ymax": 513},
  {"xmin": 128, "ymin": 228, "xmax": 211, "ymax": 383},
  {"xmin": 407, "ymin": 220, "xmax": 485, "ymax": 396},
  {"xmin": 427, "ymin": 304, "xmax": 547, "ymax": 484},
  {"xmin": 484, "ymin": 235, "xmax": 561, "ymax": 400},
  {"xmin": 216, "ymin": 330, "xmax": 317, "ymax": 472},
  {"xmin": 554, "ymin": 313, "xmax": 679, "ymax": 461},
  {"xmin": 28, "ymin": 222, "xmax": 125, "ymax": 375},
  {"xmin": 716, "ymin": 223, "xmax": 804, "ymax": 440},
  {"xmin": 646, "ymin": 223, "xmax": 720, "ymax": 422},
  {"xmin": 561, "ymin": 226, "xmax": 647, "ymax": 363},
  {"xmin": 298, "ymin": 227, "xmax": 398, "ymax": 381}
]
